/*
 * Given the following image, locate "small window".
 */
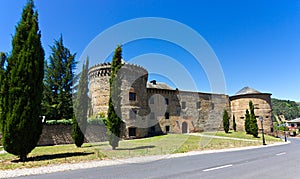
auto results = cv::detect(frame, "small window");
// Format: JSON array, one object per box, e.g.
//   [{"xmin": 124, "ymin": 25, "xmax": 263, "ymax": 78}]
[
  {"xmin": 129, "ymin": 127, "xmax": 136, "ymax": 137},
  {"xmin": 196, "ymin": 101, "xmax": 201, "ymax": 109},
  {"xmin": 165, "ymin": 112, "xmax": 170, "ymax": 119},
  {"xmin": 166, "ymin": 126, "xmax": 170, "ymax": 133},
  {"xmin": 181, "ymin": 101, "xmax": 186, "ymax": 109},
  {"xmin": 165, "ymin": 98, "xmax": 169, "ymax": 105},
  {"xmin": 150, "ymin": 96, "xmax": 154, "ymax": 104},
  {"xmin": 130, "ymin": 109, "xmax": 137, "ymax": 119},
  {"xmin": 150, "ymin": 126, "xmax": 155, "ymax": 133},
  {"xmin": 150, "ymin": 112, "xmax": 155, "ymax": 119},
  {"xmin": 211, "ymin": 103, "xmax": 215, "ymax": 110},
  {"xmin": 129, "ymin": 92, "xmax": 136, "ymax": 101}
]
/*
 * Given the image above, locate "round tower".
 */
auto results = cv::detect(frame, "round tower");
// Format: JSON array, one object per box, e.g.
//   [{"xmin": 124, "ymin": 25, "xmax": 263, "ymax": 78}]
[
  {"xmin": 230, "ymin": 87, "xmax": 273, "ymax": 134},
  {"xmin": 88, "ymin": 62, "xmax": 149, "ymax": 128}
]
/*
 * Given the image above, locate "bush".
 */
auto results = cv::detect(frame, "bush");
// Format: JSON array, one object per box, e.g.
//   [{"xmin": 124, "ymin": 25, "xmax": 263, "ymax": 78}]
[
  {"xmin": 45, "ymin": 119, "xmax": 73, "ymax": 125},
  {"xmin": 87, "ymin": 118, "xmax": 106, "ymax": 125}
]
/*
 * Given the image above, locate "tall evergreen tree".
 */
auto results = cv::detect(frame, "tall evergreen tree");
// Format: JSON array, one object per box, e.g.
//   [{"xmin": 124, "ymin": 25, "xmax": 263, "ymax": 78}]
[
  {"xmin": 72, "ymin": 58, "xmax": 89, "ymax": 147},
  {"xmin": 107, "ymin": 45, "xmax": 124, "ymax": 150},
  {"xmin": 232, "ymin": 114, "xmax": 237, "ymax": 132},
  {"xmin": 0, "ymin": 52, "xmax": 7, "ymax": 132},
  {"xmin": 249, "ymin": 101, "xmax": 258, "ymax": 137},
  {"xmin": 1, "ymin": 0, "xmax": 44, "ymax": 161},
  {"xmin": 223, "ymin": 109, "xmax": 230, "ymax": 133},
  {"xmin": 245, "ymin": 109, "xmax": 251, "ymax": 134},
  {"xmin": 42, "ymin": 35, "xmax": 77, "ymax": 120}
]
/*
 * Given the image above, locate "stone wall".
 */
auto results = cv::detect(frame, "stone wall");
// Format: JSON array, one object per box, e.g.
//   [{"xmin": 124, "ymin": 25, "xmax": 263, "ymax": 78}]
[{"xmin": 0, "ymin": 125, "xmax": 107, "ymax": 146}]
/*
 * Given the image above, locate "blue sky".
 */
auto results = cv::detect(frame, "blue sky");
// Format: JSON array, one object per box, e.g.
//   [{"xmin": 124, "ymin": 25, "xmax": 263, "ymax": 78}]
[{"xmin": 1, "ymin": 0, "xmax": 300, "ymax": 101}]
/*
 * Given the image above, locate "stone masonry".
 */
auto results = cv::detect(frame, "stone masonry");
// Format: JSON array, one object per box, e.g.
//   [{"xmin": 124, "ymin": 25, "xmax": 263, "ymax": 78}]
[{"xmin": 88, "ymin": 62, "xmax": 273, "ymax": 138}]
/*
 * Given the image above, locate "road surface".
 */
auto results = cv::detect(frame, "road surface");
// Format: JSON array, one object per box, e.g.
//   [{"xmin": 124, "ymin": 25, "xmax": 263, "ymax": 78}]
[{"xmin": 15, "ymin": 138, "xmax": 299, "ymax": 179}]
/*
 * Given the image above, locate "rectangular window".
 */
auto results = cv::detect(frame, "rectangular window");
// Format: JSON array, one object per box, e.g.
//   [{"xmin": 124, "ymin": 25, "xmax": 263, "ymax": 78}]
[
  {"xmin": 150, "ymin": 112, "xmax": 155, "ymax": 119},
  {"xmin": 150, "ymin": 96, "xmax": 154, "ymax": 104},
  {"xmin": 181, "ymin": 101, "xmax": 186, "ymax": 109},
  {"xmin": 196, "ymin": 101, "xmax": 201, "ymax": 109},
  {"xmin": 165, "ymin": 112, "xmax": 170, "ymax": 119},
  {"xmin": 165, "ymin": 98, "xmax": 169, "ymax": 105},
  {"xmin": 165, "ymin": 126, "xmax": 170, "ymax": 133},
  {"xmin": 150, "ymin": 126, "xmax": 155, "ymax": 133},
  {"xmin": 129, "ymin": 127, "xmax": 136, "ymax": 137},
  {"xmin": 211, "ymin": 103, "xmax": 215, "ymax": 110},
  {"xmin": 130, "ymin": 109, "xmax": 137, "ymax": 119},
  {"xmin": 129, "ymin": 92, "xmax": 136, "ymax": 101}
]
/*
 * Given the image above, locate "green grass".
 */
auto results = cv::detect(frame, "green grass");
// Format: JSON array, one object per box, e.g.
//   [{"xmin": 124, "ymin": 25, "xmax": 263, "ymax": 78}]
[
  {"xmin": 0, "ymin": 133, "xmax": 283, "ymax": 170},
  {"xmin": 204, "ymin": 131, "xmax": 283, "ymax": 143}
]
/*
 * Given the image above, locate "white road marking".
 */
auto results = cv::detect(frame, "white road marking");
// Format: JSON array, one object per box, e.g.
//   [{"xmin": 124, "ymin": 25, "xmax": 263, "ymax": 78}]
[
  {"xmin": 276, "ymin": 152, "xmax": 286, "ymax": 156},
  {"xmin": 203, "ymin": 164, "xmax": 233, "ymax": 172}
]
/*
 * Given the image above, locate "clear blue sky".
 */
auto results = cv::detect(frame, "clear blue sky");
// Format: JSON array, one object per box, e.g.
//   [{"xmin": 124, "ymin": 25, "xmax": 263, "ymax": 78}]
[{"xmin": 1, "ymin": 0, "xmax": 300, "ymax": 101}]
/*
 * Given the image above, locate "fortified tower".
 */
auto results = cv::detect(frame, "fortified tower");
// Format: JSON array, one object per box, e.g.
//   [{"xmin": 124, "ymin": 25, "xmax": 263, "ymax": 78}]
[
  {"xmin": 88, "ymin": 62, "xmax": 149, "ymax": 137},
  {"xmin": 230, "ymin": 87, "xmax": 273, "ymax": 134}
]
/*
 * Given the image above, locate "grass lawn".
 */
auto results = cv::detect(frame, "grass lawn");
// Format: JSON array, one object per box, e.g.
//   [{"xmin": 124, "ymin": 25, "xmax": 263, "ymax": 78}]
[
  {"xmin": 0, "ymin": 133, "xmax": 283, "ymax": 170},
  {"xmin": 204, "ymin": 131, "xmax": 283, "ymax": 143}
]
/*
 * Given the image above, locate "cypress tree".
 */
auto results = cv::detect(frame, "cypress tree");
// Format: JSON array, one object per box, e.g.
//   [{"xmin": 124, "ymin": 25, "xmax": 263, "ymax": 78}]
[
  {"xmin": 0, "ymin": 53, "xmax": 7, "ymax": 132},
  {"xmin": 72, "ymin": 58, "xmax": 89, "ymax": 147},
  {"xmin": 1, "ymin": 0, "xmax": 44, "ymax": 161},
  {"xmin": 107, "ymin": 45, "xmax": 124, "ymax": 150},
  {"xmin": 249, "ymin": 101, "xmax": 258, "ymax": 137},
  {"xmin": 245, "ymin": 109, "xmax": 251, "ymax": 134},
  {"xmin": 42, "ymin": 35, "xmax": 77, "ymax": 120},
  {"xmin": 223, "ymin": 109, "xmax": 230, "ymax": 133},
  {"xmin": 232, "ymin": 114, "xmax": 237, "ymax": 132}
]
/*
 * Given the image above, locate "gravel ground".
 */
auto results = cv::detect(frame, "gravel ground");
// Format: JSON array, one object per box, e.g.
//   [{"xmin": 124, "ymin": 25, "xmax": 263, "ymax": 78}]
[{"xmin": 0, "ymin": 141, "xmax": 289, "ymax": 178}]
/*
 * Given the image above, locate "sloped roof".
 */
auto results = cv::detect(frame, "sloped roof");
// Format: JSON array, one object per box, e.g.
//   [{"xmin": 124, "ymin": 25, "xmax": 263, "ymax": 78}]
[
  {"xmin": 147, "ymin": 82, "xmax": 174, "ymax": 90},
  {"xmin": 235, "ymin": 87, "xmax": 261, "ymax": 95}
]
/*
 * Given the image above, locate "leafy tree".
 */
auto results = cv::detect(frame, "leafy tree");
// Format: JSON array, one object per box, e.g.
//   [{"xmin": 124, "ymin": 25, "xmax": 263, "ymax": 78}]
[
  {"xmin": 249, "ymin": 101, "xmax": 258, "ymax": 137},
  {"xmin": 232, "ymin": 115, "xmax": 237, "ymax": 132},
  {"xmin": 223, "ymin": 109, "xmax": 230, "ymax": 133},
  {"xmin": 72, "ymin": 58, "xmax": 89, "ymax": 147},
  {"xmin": 245, "ymin": 109, "xmax": 251, "ymax": 134},
  {"xmin": 106, "ymin": 45, "xmax": 124, "ymax": 150},
  {"xmin": 1, "ymin": 0, "xmax": 44, "ymax": 161},
  {"xmin": 42, "ymin": 35, "xmax": 77, "ymax": 120},
  {"xmin": 271, "ymin": 98, "xmax": 300, "ymax": 120}
]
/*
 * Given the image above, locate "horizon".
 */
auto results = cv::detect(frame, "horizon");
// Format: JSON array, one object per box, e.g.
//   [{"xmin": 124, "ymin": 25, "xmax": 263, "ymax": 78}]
[{"xmin": 1, "ymin": 0, "xmax": 300, "ymax": 101}]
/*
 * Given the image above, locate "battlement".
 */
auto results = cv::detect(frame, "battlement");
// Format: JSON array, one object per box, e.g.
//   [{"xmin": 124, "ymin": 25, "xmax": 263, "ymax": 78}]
[{"xmin": 88, "ymin": 62, "xmax": 148, "ymax": 79}]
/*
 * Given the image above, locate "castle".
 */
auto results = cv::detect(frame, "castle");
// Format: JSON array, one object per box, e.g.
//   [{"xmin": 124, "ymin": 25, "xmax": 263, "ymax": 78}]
[{"xmin": 88, "ymin": 62, "xmax": 273, "ymax": 138}]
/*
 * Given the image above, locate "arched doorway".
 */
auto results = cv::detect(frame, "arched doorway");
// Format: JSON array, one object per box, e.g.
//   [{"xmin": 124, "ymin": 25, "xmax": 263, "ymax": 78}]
[{"xmin": 182, "ymin": 122, "xmax": 188, "ymax": 133}]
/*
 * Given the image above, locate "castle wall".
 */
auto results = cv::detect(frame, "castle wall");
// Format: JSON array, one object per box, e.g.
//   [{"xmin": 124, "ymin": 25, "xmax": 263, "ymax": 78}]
[{"xmin": 88, "ymin": 62, "xmax": 273, "ymax": 138}]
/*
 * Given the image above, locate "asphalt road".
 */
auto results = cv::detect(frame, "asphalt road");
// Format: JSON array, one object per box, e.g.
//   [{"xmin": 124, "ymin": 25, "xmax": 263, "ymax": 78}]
[{"xmin": 15, "ymin": 138, "xmax": 300, "ymax": 179}]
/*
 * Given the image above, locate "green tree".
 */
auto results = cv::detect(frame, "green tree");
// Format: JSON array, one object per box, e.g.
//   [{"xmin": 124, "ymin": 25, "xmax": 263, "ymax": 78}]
[
  {"xmin": 232, "ymin": 114, "xmax": 237, "ymax": 132},
  {"xmin": 106, "ymin": 45, "xmax": 124, "ymax": 150},
  {"xmin": 0, "ymin": 52, "xmax": 7, "ymax": 132},
  {"xmin": 72, "ymin": 58, "xmax": 89, "ymax": 147},
  {"xmin": 245, "ymin": 109, "xmax": 251, "ymax": 134},
  {"xmin": 223, "ymin": 109, "xmax": 230, "ymax": 133},
  {"xmin": 42, "ymin": 35, "xmax": 77, "ymax": 120},
  {"xmin": 249, "ymin": 101, "xmax": 258, "ymax": 137},
  {"xmin": 1, "ymin": 0, "xmax": 44, "ymax": 161}
]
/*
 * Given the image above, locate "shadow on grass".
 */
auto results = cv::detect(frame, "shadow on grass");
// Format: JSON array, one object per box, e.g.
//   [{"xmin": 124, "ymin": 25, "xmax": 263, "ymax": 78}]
[
  {"xmin": 11, "ymin": 152, "xmax": 94, "ymax": 163},
  {"xmin": 116, "ymin": 145, "xmax": 155, "ymax": 151}
]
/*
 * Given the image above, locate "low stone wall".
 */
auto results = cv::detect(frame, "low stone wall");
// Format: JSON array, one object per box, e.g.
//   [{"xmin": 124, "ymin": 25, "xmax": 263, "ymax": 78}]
[
  {"xmin": 0, "ymin": 125, "xmax": 108, "ymax": 146},
  {"xmin": 38, "ymin": 124, "xmax": 108, "ymax": 146}
]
